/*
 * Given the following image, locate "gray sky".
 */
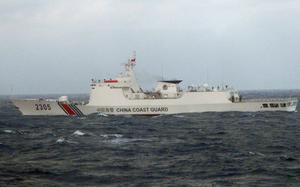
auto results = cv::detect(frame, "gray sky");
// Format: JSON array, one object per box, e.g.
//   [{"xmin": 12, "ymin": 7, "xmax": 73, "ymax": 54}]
[{"xmin": 0, "ymin": 0, "xmax": 300, "ymax": 95}]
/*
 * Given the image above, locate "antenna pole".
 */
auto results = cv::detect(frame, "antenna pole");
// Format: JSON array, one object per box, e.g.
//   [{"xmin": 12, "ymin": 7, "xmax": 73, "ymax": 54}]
[
  {"xmin": 205, "ymin": 64, "xmax": 208, "ymax": 84},
  {"xmin": 161, "ymin": 63, "xmax": 164, "ymax": 80}
]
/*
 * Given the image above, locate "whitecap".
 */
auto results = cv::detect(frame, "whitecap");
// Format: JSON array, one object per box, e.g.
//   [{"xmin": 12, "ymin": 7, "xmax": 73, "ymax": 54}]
[
  {"xmin": 100, "ymin": 134, "xmax": 123, "ymax": 138},
  {"xmin": 56, "ymin": 138, "xmax": 65, "ymax": 143},
  {"xmin": 248, "ymin": 151, "xmax": 265, "ymax": 157},
  {"xmin": 56, "ymin": 137, "xmax": 78, "ymax": 144},
  {"xmin": 111, "ymin": 134, "xmax": 123, "ymax": 138},
  {"xmin": 73, "ymin": 130, "xmax": 85, "ymax": 136},
  {"xmin": 108, "ymin": 138, "xmax": 131, "ymax": 144},
  {"xmin": 249, "ymin": 151, "xmax": 255, "ymax": 155},
  {"xmin": 97, "ymin": 113, "xmax": 108, "ymax": 117},
  {"xmin": 103, "ymin": 137, "xmax": 150, "ymax": 145},
  {"xmin": 174, "ymin": 114, "xmax": 186, "ymax": 118},
  {"xmin": 3, "ymin": 130, "xmax": 14, "ymax": 134}
]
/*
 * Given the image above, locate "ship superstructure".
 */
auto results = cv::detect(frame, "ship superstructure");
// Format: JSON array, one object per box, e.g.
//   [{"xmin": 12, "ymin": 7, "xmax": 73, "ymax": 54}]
[{"xmin": 13, "ymin": 53, "xmax": 298, "ymax": 116}]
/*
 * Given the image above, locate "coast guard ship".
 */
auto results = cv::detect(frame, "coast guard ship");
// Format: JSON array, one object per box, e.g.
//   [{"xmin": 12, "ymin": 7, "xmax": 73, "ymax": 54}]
[{"xmin": 13, "ymin": 53, "xmax": 298, "ymax": 116}]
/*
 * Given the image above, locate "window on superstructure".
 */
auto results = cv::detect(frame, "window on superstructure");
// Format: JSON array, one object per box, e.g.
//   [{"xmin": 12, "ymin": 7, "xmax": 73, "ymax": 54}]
[
  {"xmin": 280, "ymin": 103, "xmax": 287, "ymax": 108},
  {"xmin": 163, "ymin": 85, "xmax": 168, "ymax": 90},
  {"xmin": 262, "ymin": 104, "xmax": 268, "ymax": 108},
  {"xmin": 270, "ymin": 103, "xmax": 279, "ymax": 108}
]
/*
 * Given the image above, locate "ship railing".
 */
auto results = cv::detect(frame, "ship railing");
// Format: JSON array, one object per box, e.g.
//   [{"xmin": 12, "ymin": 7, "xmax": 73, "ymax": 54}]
[
  {"xmin": 124, "ymin": 91, "xmax": 184, "ymax": 100},
  {"xmin": 241, "ymin": 97, "xmax": 298, "ymax": 103},
  {"xmin": 21, "ymin": 98, "xmax": 57, "ymax": 102}
]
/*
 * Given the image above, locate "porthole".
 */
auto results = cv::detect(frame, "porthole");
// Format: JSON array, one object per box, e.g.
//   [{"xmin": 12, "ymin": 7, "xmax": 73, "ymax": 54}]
[{"xmin": 163, "ymin": 85, "xmax": 168, "ymax": 90}]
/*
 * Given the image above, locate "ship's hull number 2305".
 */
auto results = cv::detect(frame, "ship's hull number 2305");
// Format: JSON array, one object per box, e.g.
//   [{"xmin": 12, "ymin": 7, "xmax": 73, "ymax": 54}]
[{"xmin": 35, "ymin": 104, "xmax": 51, "ymax": 110}]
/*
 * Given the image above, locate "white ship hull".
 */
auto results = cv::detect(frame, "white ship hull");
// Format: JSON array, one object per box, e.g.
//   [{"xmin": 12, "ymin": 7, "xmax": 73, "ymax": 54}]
[{"xmin": 12, "ymin": 98, "xmax": 298, "ymax": 116}]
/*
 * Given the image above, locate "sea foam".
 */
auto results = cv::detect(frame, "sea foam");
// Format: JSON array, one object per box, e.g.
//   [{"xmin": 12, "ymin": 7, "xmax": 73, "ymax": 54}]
[
  {"xmin": 3, "ymin": 130, "xmax": 14, "ymax": 134},
  {"xmin": 73, "ymin": 130, "xmax": 85, "ymax": 136}
]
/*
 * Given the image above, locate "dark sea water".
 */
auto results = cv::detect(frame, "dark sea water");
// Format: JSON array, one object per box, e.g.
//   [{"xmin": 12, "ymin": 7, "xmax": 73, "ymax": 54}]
[{"xmin": 0, "ymin": 90, "xmax": 300, "ymax": 187}]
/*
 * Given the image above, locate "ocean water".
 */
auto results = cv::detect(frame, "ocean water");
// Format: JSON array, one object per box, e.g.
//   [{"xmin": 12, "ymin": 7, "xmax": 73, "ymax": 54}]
[{"xmin": 0, "ymin": 90, "xmax": 300, "ymax": 187}]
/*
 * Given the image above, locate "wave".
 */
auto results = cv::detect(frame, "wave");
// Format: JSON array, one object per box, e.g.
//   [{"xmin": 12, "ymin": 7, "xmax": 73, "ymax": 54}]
[
  {"xmin": 97, "ymin": 113, "xmax": 108, "ymax": 117},
  {"xmin": 100, "ymin": 134, "xmax": 151, "ymax": 144},
  {"xmin": 173, "ymin": 114, "xmax": 186, "ymax": 118},
  {"xmin": 56, "ymin": 137, "xmax": 65, "ymax": 144},
  {"xmin": 3, "ymin": 129, "xmax": 14, "ymax": 134},
  {"xmin": 100, "ymin": 134, "xmax": 123, "ymax": 138},
  {"xmin": 73, "ymin": 130, "xmax": 85, "ymax": 136},
  {"xmin": 248, "ymin": 151, "xmax": 265, "ymax": 157},
  {"xmin": 102, "ymin": 138, "xmax": 151, "ymax": 144},
  {"xmin": 56, "ymin": 137, "xmax": 78, "ymax": 144}
]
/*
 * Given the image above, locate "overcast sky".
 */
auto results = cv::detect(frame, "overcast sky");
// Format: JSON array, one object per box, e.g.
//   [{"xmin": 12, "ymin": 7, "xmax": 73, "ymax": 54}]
[{"xmin": 0, "ymin": 0, "xmax": 300, "ymax": 95}]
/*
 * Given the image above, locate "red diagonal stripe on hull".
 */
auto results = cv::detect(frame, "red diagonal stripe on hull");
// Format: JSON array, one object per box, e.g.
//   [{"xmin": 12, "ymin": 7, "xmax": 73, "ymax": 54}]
[{"xmin": 61, "ymin": 104, "xmax": 77, "ymax": 116}]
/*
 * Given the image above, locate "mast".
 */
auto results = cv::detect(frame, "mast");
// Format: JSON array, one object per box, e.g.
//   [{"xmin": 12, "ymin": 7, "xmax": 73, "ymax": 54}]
[
  {"xmin": 125, "ymin": 50, "xmax": 136, "ymax": 71},
  {"xmin": 123, "ymin": 51, "xmax": 141, "ymax": 92}
]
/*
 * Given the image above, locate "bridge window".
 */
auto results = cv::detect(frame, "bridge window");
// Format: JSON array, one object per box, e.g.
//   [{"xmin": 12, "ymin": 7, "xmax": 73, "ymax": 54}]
[
  {"xmin": 262, "ymin": 104, "xmax": 269, "ymax": 108},
  {"xmin": 270, "ymin": 103, "xmax": 279, "ymax": 108},
  {"xmin": 280, "ymin": 103, "xmax": 287, "ymax": 108}
]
